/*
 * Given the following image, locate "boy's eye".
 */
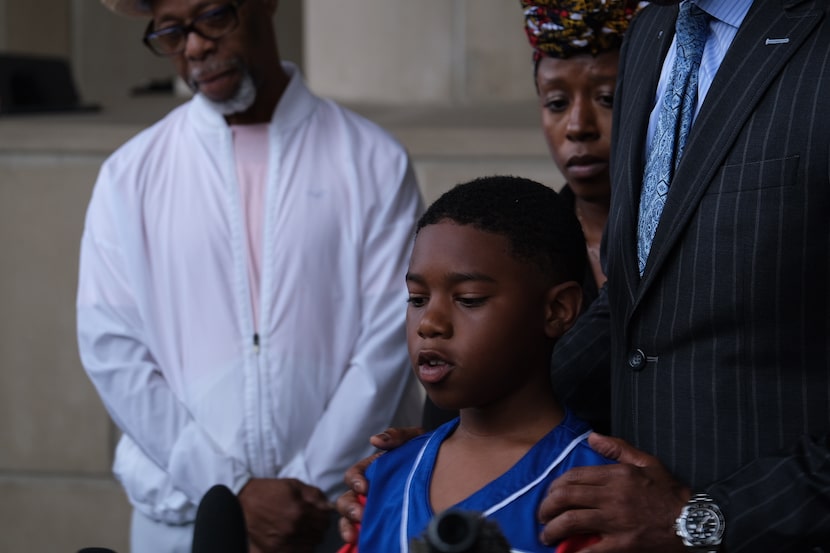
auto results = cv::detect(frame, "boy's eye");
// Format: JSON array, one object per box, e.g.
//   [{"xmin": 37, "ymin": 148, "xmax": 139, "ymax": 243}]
[
  {"xmin": 457, "ymin": 296, "xmax": 487, "ymax": 307},
  {"xmin": 406, "ymin": 296, "xmax": 427, "ymax": 308}
]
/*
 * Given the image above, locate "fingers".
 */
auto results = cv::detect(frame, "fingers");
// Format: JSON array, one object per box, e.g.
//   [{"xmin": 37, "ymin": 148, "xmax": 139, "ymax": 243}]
[
  {"xmin": 368, "ymin": 426, "xmax": 425, "ymax": 450},
  {"xmin": 336, "ymin": 489, "xmax": 364, "ymax": 523},
  {"xmin": 343, "ymin": 450, "xmax": 383, "ymax": 495},
  {"xmin": 539, "ymin": 506, "xmax": 604, "ymax": 547},
  {"xmin": 338, "ymin": 512, "xmax": 359, "ymax": 545},
  {"xmin": 587, "ymin": 433, "xmax": 658, "ymax": 467},
  {"xmin": 538, "ymin": 463, "xmax": 644, "ymax": 534},
  {"xmin": 538, "ymin": 465, "xmax": 613, "ymax": 525},
  {"xmin": 539, "ymin": 461, "xmax": 692, "ymax": 552},
  {"xmin": 549, "ymin": 463, "xmax": 618, "ymax": 491}
]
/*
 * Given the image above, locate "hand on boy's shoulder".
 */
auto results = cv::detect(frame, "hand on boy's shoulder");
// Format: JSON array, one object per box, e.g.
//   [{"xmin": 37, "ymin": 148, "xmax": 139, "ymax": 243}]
[
  {"xmin": 345, "ymin": 426, "xmax": 426, "ymax": 495},
  {"xmin": 338, "ymin": 426, "xmax": 427, "ymax": 543},
  {"xmin": 539, "ymin": 432, "xmax": 690, "ymax": 552}
]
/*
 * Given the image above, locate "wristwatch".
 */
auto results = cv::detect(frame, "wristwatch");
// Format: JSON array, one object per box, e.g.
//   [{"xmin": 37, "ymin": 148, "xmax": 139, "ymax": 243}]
[{"xmin": 674, "ymin": 493, "xmax": 725, "ymax": 552}]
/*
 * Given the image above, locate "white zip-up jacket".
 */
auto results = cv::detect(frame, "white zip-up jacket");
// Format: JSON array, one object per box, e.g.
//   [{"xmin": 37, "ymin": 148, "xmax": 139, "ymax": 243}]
[{"xmin": 77, "ymin": 63, "xmax": 424, "ymax": 524}]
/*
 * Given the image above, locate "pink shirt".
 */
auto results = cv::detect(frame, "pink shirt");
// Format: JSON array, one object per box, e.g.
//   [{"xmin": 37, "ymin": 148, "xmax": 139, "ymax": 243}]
[{"xmin": 231, "ymin": 123, "xmax": 269, "ymax": 330}]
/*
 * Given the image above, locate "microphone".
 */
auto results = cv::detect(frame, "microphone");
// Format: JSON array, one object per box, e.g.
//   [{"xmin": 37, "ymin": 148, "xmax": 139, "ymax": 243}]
[
  {"xmin": 77, "ymin": 549, "xmax": 118, "ymax": 553},
  {"xmin": 191, "ymin": 484, "xmax": 249, "ymax": 553},
  {"xmin": 410, "ymin": 509, "xmax": 511, "ymax": 553}
]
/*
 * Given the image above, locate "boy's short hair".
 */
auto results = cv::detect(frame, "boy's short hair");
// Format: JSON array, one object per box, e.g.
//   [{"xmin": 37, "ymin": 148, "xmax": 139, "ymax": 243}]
[{"xmin": 417, "ymin": 175, "xmax": 587, "ymax": 283}]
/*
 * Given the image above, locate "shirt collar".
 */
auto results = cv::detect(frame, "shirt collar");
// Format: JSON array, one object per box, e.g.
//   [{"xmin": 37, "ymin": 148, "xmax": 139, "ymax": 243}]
[
  {"xmin": 693, "ymin": 0, "xmax": 754, "ymax": 30},
  {"xmin": 190, "ymin": 62, "xmax": 317, "ymax": 134}
]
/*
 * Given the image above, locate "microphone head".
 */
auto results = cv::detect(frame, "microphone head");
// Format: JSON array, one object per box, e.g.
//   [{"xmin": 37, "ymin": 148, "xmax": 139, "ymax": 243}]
[
  {"xmin": 191, "ymin": 484, "xmax": 248, "ymax": 553},
  {"xmin": 426, "ymin": 510, "xmax": 480, "ymax": 552}
]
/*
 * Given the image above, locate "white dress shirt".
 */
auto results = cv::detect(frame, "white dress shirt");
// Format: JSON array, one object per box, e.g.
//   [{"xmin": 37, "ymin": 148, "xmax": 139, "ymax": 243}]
[{"xmin": 646, "ymin": 0, "xmax": 755, "ymax": 148}]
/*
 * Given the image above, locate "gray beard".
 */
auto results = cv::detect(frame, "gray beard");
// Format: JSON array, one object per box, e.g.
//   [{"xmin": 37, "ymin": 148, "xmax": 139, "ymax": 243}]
[{"xmin": 202, "ymin": 72, "xmax": 257, "ymax": 116}]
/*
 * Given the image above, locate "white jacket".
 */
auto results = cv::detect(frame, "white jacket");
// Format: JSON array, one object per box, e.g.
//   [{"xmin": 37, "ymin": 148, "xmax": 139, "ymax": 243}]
[{"xmin": 77, "ymin": 64, "xmax": 424, "ymax": 524}]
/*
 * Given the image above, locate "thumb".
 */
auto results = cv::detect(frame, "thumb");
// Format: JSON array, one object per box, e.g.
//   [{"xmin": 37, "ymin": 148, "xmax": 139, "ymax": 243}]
[{"xmin": 587, "ymin": 432, "xmax": 656, "ymax": 467}]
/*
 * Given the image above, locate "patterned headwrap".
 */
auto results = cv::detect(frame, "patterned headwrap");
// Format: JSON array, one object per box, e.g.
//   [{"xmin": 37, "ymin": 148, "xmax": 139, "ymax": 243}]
[{"xmin": 521, "ymin": 0, "xmax": 647, "ymax": 62}]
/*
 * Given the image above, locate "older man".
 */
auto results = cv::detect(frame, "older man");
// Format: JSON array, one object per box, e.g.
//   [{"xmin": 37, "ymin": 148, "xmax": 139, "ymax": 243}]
[{"xmin": 78, "ymin": 1, "xmax": 424, "ymax": 551}]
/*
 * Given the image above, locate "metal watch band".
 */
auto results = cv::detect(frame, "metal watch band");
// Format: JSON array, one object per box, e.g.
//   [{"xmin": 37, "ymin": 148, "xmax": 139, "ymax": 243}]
[{"xmin": 675, "ymin": 493, "xmax": 725, "ymax": 551}]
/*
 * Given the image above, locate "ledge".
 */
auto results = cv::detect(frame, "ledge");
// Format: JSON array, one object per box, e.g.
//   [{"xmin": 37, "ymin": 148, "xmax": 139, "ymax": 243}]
[{"xmin": 0, "ymin": 96, "xmax": 549, "ymax": 159}]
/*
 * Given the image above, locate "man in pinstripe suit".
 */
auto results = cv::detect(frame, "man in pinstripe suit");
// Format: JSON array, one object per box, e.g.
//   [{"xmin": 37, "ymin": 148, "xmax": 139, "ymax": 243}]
[
  {"xmin": 336, "ymin": 0, "xmax": 829, "ymax": 550},
  {"xmin": 543, "ymin": 0, "xmax": 830, "ymax": 551}
]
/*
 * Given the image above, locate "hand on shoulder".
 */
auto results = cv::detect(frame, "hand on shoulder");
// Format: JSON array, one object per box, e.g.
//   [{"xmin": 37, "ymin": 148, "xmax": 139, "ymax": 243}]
[
  {"xmin": 337, "ymin": 426, "xmax": 426, "ymax": 543},
  {"xmin": 538, "ymin": 433, "xmax": 691, "ymax": 553}
]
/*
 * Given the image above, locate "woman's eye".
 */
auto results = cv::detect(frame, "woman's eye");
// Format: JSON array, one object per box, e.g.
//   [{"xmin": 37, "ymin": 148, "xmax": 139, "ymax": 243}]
[
  {"xmin": 544, "ymin": 98, "xmax": 568, "ymax": 112},
  {"xmin": 598, "ymin": 93, "xmax": 614, "ymax": 109}
]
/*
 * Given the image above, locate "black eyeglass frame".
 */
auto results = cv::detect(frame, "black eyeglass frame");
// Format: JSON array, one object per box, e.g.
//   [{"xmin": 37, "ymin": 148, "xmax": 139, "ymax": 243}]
[{"xmin": 142, "ymin": 0, "xmax": 247, "ymax": 56}]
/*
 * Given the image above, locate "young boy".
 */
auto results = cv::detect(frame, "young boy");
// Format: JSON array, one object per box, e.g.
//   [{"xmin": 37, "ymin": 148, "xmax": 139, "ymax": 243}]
[{"xmin": 356, "ymin": 176, "xmax": 612, "ymax": 553}]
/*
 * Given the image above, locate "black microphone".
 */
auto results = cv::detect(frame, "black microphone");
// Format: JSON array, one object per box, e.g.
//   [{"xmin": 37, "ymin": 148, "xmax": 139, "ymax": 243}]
[
  {"xmin": 191, "ymin": 484, "xmax": 249, "ymax": 553},
  {"xmin": 410, "ymin": 510, "xmax": 511, "ymax": 553},
  {"xmin": 77, "ymin": 549, "xmax": 118, "ymax": 553}
]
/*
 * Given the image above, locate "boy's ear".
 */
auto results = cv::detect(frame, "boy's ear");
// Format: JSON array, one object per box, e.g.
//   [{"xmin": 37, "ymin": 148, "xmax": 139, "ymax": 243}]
[{"xmin": 544, "ymin": 281, "xmax": 582, "ymax": 338}]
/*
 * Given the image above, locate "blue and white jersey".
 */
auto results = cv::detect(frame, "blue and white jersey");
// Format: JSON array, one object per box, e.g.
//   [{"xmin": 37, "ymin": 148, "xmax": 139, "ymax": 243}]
[{"xmin": 358, "ymin": 409, "xmax": 613, "ymax": 553}]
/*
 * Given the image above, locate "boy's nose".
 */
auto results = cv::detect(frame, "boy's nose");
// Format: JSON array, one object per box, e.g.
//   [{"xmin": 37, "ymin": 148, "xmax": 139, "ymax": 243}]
[{"xmin": 417, "ymin": 305, "xmax": 452, "ymax": 339}]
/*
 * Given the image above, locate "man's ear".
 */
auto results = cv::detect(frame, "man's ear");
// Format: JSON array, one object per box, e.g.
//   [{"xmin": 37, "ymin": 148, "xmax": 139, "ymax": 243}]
[{"xmin": 544, "ymin": 280, "xmax": 582, "ymax": 338}]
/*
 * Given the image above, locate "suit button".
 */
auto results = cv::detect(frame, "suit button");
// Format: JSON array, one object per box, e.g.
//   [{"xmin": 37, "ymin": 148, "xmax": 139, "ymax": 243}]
[{"xmin": 628, "ymin": 349, "xmax": 647, "ymax": 371}]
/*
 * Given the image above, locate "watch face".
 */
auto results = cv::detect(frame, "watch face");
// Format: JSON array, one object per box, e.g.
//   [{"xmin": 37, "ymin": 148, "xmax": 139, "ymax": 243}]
[{"xmin": 684, "ymin": 506, "xmax": 725, "ymax": 544}]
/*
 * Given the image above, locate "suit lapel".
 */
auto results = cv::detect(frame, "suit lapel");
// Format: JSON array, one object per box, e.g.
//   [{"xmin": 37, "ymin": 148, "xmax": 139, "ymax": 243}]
[
  {"xmin": 614, "ymin": 6, "xmax": 677, "ymax": 306},
  {"xmin": 634, "ymin": 0, "xmax": 824, "ymax": 305}
]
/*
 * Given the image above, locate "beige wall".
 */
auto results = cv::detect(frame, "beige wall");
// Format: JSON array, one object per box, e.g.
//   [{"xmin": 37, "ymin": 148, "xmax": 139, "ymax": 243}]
[
  {"xmin": 0, "ymin": 1, "xmax": 559, "ymax": 550},
  {"xmin": 2, "ymin": 0, "xmax": 70, "ymax": 57},
  {"xmin": 0, "ymin": 149, "xmax": 127, "ymax": 551},
  {"xmin": 304, "ymin": 0, "xmax": 534, "ymax": 106},
  {"xmin": 0, "ymin": 121, "xmax": 145, "ymax": 552}
]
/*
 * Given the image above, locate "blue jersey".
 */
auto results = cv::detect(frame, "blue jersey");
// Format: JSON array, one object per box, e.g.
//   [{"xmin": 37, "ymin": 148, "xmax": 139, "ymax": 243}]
[{"xmin": 358, "ymin": 410, "xmax": 614, "ymax": 553}]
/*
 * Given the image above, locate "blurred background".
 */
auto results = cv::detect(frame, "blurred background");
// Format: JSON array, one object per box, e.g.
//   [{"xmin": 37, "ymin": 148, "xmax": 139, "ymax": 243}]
[{"xmin": 0, "ymin": 1, "xmax": 562, "ymax": 550}]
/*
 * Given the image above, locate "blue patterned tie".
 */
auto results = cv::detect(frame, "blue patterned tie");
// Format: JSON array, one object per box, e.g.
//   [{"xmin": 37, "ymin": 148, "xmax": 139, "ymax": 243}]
[{"xmin": 637, "ymin": 2, "xmax": 710, "ymax": 275}]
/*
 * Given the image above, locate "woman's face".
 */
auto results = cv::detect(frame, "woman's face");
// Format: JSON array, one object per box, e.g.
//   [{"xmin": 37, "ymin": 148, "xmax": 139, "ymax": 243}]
[{"xmin": 537, "ymin": 50, "xmax": 619, "ymax": 203}]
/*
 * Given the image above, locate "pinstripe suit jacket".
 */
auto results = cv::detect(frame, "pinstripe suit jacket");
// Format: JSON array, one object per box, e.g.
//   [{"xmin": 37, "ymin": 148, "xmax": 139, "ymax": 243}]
[{"xmin": 553, "ymin": 1, "xmax": 830, "ymax": 550}]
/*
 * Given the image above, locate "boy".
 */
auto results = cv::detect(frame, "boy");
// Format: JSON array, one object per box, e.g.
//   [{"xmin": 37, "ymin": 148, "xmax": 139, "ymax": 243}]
[{"xmin": 357, "ymin": 176, "xmax": 612, "ymax": 552}]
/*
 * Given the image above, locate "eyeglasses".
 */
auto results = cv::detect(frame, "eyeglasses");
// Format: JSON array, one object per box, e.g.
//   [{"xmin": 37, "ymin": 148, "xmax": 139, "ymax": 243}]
[{"xmin": 142, "ymin": 0, "xmax": 246, "ymax": 56}]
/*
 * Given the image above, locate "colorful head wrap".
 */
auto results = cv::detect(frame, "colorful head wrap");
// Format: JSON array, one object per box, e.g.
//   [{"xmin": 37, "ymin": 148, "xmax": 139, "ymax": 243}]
[{"xmin": 521, "ymin": 0, "xmax": 646, "ymax": 61}]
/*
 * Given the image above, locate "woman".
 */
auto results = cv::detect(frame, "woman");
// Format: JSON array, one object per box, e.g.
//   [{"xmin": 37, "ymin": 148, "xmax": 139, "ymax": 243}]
[{"xmin": 525, "ymin": 0, "xmax": 645, "ymax": 303}]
